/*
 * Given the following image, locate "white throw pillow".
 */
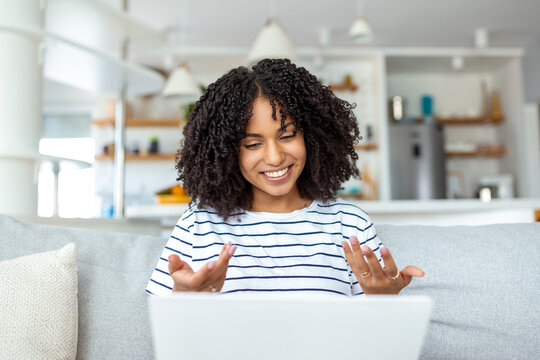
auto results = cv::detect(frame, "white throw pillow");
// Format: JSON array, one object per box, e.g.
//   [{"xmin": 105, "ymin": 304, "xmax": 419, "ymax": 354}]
[{"xmin": 0, "ymin": 243, "xmax": 78, "ymax": 360}]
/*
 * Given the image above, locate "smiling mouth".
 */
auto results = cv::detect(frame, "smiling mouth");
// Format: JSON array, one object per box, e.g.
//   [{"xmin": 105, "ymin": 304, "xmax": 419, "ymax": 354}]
[{"xmin": 261, "ymin": 165, "xmax": 292, "ymax": 179}]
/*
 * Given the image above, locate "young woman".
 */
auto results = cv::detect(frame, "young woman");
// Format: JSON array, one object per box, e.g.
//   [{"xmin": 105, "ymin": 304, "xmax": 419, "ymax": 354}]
[{"xmin": 146, "ymin": 59, "xmax": 424, "ymax": 297}]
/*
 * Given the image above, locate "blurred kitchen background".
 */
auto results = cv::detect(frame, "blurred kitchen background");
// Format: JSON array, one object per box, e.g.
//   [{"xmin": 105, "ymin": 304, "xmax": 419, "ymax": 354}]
[{"xmin": 1, "ymin": 0, "xmax": 540, "ymax": 235}]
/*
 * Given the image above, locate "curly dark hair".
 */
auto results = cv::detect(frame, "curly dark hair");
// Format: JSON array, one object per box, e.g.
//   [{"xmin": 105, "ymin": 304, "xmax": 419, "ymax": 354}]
[{"xmin": 176, "ymin": 58, "xmax": 361, "ymax": 221}]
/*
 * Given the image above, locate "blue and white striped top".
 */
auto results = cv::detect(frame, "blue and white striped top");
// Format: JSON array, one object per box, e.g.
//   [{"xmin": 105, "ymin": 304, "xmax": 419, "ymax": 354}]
[{"xmin": 146, "ymin": 199, "xmax": 384, "ymax": 297}]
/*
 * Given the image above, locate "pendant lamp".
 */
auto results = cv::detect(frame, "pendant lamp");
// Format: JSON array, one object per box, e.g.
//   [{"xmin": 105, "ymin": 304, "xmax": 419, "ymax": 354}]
[
  {"xmin": 162, "ymin": 62, "xmax": 202, "ymax": 97},
  {"xmin": 349, "ymin": 0, "xmax": 373, "ymax": 42},
  {"xmin": 247, "ymin": 16, "xmax": 296, "ymax": 64}
]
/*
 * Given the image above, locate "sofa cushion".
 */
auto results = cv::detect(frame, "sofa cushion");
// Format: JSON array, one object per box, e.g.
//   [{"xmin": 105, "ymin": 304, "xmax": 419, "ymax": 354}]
[
  {"xmin": 379, "ymin": 223, "xmax": 540, "ymax": 360},
  {"xmin": 0, "ymin": 215, "xmax": 166, "ymax": 360},
  {"xmin": 0, "ymin": 242, "xmax": 78, "ymax": 360}
]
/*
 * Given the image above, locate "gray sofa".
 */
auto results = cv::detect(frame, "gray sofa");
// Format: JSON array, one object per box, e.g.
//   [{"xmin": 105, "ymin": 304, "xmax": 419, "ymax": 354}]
[{"xmin": 1, "ymin": 214, "xmax": 539, "ymax": 359}]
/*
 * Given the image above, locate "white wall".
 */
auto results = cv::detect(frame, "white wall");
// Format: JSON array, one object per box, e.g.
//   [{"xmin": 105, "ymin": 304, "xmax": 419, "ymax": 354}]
[
  {"xmin": 521, "ymin": 103, "xmax": 540, "ymax": 197},
  {"xmin": 493, "ymin": 58, "xmax": 527, "ymax": 197},
  {"xmin": 522, "ymin": 39, "xmax": 540, "ymax": 103}
]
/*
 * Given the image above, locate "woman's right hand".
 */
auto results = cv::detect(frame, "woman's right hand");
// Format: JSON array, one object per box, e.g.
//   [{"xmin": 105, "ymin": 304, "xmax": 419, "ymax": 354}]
[{"xmin": 168, "ymin": 242, "xmax": 237, "ymax": 292}]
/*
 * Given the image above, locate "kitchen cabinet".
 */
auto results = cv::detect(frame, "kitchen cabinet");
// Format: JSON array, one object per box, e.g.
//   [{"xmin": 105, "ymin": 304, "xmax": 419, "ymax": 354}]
[
  {"xmin": 385, "ymin": 53, "xmax": 527, "ymax": 198},
  {"xmin": 434, "ymin": 116, "xmax": 506, "ymax": 158}
]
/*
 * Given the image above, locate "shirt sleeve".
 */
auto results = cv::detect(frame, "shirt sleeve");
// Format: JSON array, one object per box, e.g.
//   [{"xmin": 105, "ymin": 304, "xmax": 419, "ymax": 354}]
[
  {"xmin": 349, "ymin": 213, "xmax": 385, "ymax": 296},
  {"xmin": 146, "ymin": 207, "xmax": 196, "ymax": 296}
]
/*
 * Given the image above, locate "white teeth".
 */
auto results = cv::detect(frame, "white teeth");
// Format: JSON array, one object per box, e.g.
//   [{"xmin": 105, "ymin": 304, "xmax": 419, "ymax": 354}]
[{"xmin": 264, "ymin": 166, "xmax": 290, "ymax": 178}]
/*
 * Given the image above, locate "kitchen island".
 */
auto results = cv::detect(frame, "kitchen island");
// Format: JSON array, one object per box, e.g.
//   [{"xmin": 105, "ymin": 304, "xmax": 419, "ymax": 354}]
[{"xmin": 125, "ymin": 198, "xmax": 540, "ymax": 226}]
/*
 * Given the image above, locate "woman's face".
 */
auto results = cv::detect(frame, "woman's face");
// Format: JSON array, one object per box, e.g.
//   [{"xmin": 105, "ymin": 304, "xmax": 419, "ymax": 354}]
[{"xmin": 238, "ymin": 97, "xmax": 306, "ymax": 204}]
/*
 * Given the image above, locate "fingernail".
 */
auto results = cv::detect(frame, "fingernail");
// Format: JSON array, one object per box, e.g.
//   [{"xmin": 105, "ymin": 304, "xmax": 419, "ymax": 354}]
[
  {"xmin": 208, "ymin": 261, "xmax": 216, "ymax": 270},
  {"xmin": 350, "ymin": 236, "xmax": 359, "ymax": 245},
  {"xmin": 380, "ymin": 247, "xmax": 388, "ymax": 255},
  {"xmin": 362, "ymin": 246, "xmax": 370, "ymax": 255},
  {"xmin": 229, "ymin": 245, "xmax": 237, "ymax": 256},
  {"xmin": 341, "ymin": 241, "xmax": 347, "ymax": 247}
]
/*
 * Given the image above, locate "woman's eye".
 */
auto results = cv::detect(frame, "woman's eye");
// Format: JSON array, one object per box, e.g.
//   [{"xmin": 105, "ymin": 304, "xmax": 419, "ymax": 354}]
[
  {"xmin": 243, "ymin": 131, "xmax": 297, "ymax": 149},
  {"xmin": 280, "ymin": 131, "xmax": 297, "ymax": 140},
  {"xmin": 244, "ymin": 143, "xmax": 261, "ymax": 149}
]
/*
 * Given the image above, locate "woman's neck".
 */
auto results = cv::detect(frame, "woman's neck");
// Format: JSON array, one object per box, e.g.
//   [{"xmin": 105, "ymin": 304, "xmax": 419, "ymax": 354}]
[{"xmin": 248, "ymin": 188, "xmax": 312, "ymax": 213}]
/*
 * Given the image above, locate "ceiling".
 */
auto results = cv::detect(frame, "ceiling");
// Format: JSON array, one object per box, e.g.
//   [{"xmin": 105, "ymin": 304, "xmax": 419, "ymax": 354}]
[
  {"xmin": 101, "ymin": 0, "xmax": 540, "ymax": 49},
  {"xmin": 44, "ymin": 0, "xmax": 540, "ymax": 101}
]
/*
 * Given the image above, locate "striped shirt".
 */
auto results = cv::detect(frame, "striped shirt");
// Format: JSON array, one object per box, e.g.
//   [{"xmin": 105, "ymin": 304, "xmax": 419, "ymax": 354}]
[{"xmin": 146, "ymin": 199, "xmax": 384, "ymax": 297}]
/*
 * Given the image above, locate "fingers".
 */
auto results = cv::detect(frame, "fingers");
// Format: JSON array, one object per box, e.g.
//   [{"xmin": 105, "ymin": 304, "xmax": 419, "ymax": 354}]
[
  {"xmin": 212, "ymin": 267, "xmax": 229, "ymax": 291},
  {"xmin": 167, "ymin": 243, "xmax": 237, "ymax": 292},
  {"xmin": 379, "ymin": 247, "xmax": 400, "ymax": 279},
  {"xmin": 168, "ymin": 254, "xmax": 180, "ymax": 275},
  {"xmin": 360, "ymin": 244, "xmax": 385, "ymax": 279},
  {"xmin": 341, "ymin": 238, "xmax": 369, "ymax": 277},
  {"xmin": 401, "ymin": 265, "xmax": 425, "ymax": 278},
  {"xmin": 396, "ymin": 266, "xmax": 425, "ymax": 288},
  {"xmin": 189, "ymin": 245, "xmax": 227, "ymax": 288},
  {"xmin": 342, "ymin": 238, "xmax": 424, "ymax": 294},
  {"xmin": 168, "ymin": 254, "xmax": 191, "ymax": 276},
  {"xmin": 194, "ymin": 242, "xmax": 237, "ymax": 290},
  {"xmin": 342, "ymin": 236, "xmax": 385, "ymax": 279},
  {"xmin": 350, "ymin": 237, "xmax": 372, "ymax": 276},
  {"xmin": 200, "ymin": 242, "xmax": 236, "ymax": 288},
  {"xmin": 168, "ymin": 254, "xmax": 196, "ymax": 291}
]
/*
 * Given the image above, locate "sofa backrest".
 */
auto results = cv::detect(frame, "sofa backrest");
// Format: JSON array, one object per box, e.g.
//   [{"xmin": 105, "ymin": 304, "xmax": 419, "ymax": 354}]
[
  {"xmin": 1, "ymin": 214, "xmax": 539, "ymax": 359},
  {"xmin": 379, "ymin": 223, "xmax": 540, "ymax": 360},
  {"xmin": 0, "ymin": 215, "xmax": 165, "ymax": 360}
]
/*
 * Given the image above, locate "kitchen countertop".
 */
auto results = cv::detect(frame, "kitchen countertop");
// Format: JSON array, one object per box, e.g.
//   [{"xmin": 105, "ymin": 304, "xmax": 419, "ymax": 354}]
[
  {"xmin": 125, "ymin": 198, "xmax": 540, "ymax": 219},
  {"xmin": 348, "ymin": 198, "xmax": 540, "ymax": 213}
]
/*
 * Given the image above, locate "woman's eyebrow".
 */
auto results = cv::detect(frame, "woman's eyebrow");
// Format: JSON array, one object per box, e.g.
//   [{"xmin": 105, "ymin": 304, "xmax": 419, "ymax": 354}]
[{"xmin": 245, "ymin": 122, "xmax": 294, "ymax": 138}]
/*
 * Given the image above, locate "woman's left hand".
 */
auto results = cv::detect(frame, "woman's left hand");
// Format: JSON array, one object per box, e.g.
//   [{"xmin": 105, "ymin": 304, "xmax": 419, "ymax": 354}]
[{"xmin": 341, "ymin": 236, "xmax": 424, "ymax": 295}]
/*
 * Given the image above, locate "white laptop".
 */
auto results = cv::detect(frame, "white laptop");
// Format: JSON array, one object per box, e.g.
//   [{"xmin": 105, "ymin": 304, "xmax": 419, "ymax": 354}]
[{"xmin": 148, "ymin": 293, "xmax": 432, "ymax": 360}]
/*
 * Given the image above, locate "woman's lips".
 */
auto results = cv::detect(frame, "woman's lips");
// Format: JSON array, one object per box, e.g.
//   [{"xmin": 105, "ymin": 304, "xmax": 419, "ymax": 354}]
[{"xmin": 260, "ymin": 165, "xmax": 292, "ymax": 182}]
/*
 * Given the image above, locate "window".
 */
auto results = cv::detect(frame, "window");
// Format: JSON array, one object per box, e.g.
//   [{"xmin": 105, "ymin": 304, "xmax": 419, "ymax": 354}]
[{"xmin": 38, "ymin": 114, "xmax": 96, "ymax": 218}]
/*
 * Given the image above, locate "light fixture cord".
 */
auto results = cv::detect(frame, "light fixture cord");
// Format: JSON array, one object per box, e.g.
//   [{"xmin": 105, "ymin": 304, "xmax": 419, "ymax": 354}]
[
  {"xmin": 356, "ymin": 0, "xmax": 365, "ymax": 17},
  {"xmin": 176, "ymin": 0, "xmax": 188, "ymax": 64},
  {"xmin": 268, "ymin": 0, "xmax": 277, "ymax": 18}
]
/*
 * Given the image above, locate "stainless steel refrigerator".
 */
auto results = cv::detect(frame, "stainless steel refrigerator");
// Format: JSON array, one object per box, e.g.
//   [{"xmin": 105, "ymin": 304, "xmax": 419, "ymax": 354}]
[{"xmin": 389, "ymin": 123, "xmax": 446, "ymax": 199}]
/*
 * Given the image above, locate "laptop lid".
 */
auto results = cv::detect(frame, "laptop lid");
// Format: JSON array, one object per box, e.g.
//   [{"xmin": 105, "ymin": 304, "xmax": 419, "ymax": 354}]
[{"xmin": 148, "ymin": 293, "xmax": 432, "ymax": 360}]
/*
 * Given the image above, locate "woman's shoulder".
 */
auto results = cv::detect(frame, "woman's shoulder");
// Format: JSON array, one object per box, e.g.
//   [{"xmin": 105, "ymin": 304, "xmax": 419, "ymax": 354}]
[
  {"xmin": 311, "ymin": 198, "xmax": 371, "ymax": 223},
  {"xmin": 177, "ymin": 201, "xmax": 245, "ymax": 224},
  {"xmin": 178, "ymin": 202, "xmax": 210, "ymax": 221}
]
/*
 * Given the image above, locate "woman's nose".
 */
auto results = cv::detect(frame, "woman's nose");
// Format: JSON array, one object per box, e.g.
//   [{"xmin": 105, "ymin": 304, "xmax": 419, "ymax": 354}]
[{"xmin": 264, "ymin": 141, "xmax": 285, "ymax": 166}]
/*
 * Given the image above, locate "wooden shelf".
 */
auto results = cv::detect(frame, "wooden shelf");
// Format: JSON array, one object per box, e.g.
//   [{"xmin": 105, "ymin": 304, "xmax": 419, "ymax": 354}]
[
  {"xmin": 411, "ymin": 116, "xmax": 504, "ymax": 125},
  {"xmin": 95, "ymin": 153, "xmax": 176, "ymax": 161},
  {"xmin": 435, "ymin": 116, "xmax": 504, "ymax": 125},
  {"xmin": 329, "ymin": 83, "xmax": 358, "ymax": 92},
  {"xmin": 445, "ymin": 148, "xmax": 506, "ymax": 158},
  {"xmin": 92, "ymin": 118, "xmax": 183, "ymax": 127},
  {"xmin": 354, "ymin": 143, "xmax": 378, "ymax": 151},
  {"xmin": 337, "ymin": 193, "xmax": 363, "ymax": 200}
]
